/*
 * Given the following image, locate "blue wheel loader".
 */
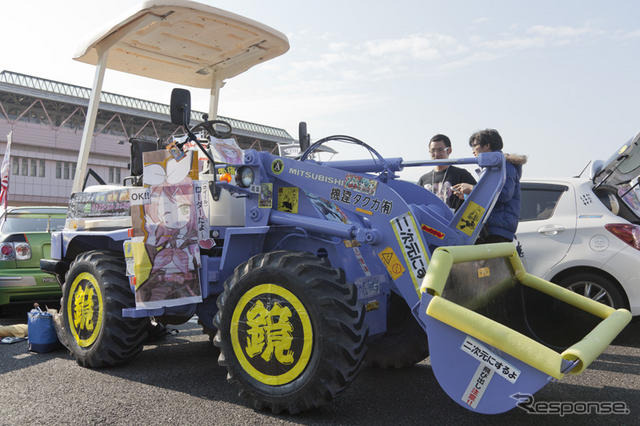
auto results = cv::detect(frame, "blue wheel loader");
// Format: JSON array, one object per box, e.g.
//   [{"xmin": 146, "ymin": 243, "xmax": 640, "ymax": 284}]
[{"xmin": 40, "ymin": 1, "xmax": 631, "ymax": 415}]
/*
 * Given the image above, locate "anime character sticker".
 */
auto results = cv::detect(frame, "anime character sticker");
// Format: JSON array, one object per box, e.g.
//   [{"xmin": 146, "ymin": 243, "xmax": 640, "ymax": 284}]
[
  {"xmin": 306, "ymin": 192, "xmax": 350, "ymax": 224},
  {"xmin": 210, "ymin": 137, "xmax": 243, "ymax": 164},
  {"xmin": 130, "ymin": 149, "xmax": 212, "ymax": 309},
  {"xmin": 259, "ymin": 183, "xmax": 273, "ymax": 208},
  {"xmin": 143, "ymin": 149, "xmax": 198, "ymax": 186},
  {"xmin": 345, "ymin": 174, "xmax": 378, "ymax": 196},
  {"xmin": 133, "ymin": 183, "xmax": 202, "ymax": 307}
]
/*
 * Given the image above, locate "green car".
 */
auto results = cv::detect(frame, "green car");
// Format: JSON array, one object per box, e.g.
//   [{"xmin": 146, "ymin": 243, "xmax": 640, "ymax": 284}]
[{"xmin": 0, "ymin": 206, "xmax": 67, "ymax": 306}]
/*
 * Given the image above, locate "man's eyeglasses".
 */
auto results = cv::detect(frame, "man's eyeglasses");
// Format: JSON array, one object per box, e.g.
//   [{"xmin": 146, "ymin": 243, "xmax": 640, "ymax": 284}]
[
  {"xmin": 429, "ymin": 147, "xmax": 447, "ymax": 154},
  {"xmin": 470, "ymin": 142, "xmax": 481, "ymax": 148}
]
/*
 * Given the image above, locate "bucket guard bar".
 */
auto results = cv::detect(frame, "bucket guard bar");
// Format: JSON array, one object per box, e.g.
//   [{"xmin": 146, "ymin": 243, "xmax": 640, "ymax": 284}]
[{"xmin": 416, "ymin": 243, "xmax": 632, "ymax": 414}]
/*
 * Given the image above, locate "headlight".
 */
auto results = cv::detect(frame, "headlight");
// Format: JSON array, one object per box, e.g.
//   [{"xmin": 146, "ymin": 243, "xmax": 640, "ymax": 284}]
[{"xmin": 236, "ymin": 166, "xmax": 255, "ymax": 188}]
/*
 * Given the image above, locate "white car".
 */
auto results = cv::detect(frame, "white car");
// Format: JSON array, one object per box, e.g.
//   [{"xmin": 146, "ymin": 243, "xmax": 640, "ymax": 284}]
[{"xmin": 517, "ymin": 133, "xmax": 640, "ymax": 316}]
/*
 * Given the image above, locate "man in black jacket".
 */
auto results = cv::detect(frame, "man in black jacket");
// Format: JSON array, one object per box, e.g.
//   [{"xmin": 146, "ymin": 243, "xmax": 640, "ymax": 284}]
[{"xmin": 418, "ymin": 134, "xmax": 476, "ymax": 211}]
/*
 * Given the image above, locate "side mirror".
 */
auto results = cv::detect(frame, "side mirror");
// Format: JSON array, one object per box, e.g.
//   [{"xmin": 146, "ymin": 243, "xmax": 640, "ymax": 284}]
[
  {"xmin": 298, "ymin": 121, "xmax": 310, "ymax": 151},
  {"xmin": 170, "ymin": 88, "xmax": 191, "ymax": 126}
]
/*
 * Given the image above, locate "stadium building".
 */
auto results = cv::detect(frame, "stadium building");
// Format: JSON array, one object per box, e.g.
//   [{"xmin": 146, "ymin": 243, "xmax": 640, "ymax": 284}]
[{"xmin": 0, "ymin": 70, "xmax": 295, "ymax": 206}]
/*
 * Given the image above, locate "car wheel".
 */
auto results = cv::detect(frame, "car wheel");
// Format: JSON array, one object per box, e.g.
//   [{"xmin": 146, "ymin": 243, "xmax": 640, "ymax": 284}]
[{"xmin": 558, "ymin": 272, "xmax": 626, "ymax": 309}]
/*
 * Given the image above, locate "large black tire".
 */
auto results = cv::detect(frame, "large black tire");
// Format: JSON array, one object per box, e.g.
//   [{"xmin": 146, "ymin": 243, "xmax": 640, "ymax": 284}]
[
  {"xmin": 59, "ymin": 250, "xmax": 148, "ymax": 367},
  {"xmin": 366, "ymin": 293, "xmax": 428, "ymax": 368},
  {"xmin": 213, "ymin": 251, "xmax": 367, "ymax": 414}
]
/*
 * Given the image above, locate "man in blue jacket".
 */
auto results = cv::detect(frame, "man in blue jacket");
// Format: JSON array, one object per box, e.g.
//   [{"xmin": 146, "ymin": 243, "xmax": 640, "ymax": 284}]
[{"xmin": 452, "ymin": 129, "xmax": 527, "ymax": 243}]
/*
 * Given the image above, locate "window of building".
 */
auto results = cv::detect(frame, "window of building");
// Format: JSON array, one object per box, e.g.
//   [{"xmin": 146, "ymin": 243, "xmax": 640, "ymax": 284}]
[
  {"xmin": 71, "ymin": 162, "xmax": 76, "ymax": 180},
  {"xmin": 12, "ymin": 157, "xmax": 19, "ymax": 176},
  {"xmin": 56, "ymin": 161, "xmax": 62, "ymax": 179},
  {"xmin": 21, "ymin": 158, "xmax": 28, "ymax": 176},
  {"xmin": 30, "ymin": 159, "xmax": 37, "ymax": 177},
  {"xmin": 107, "ymin": 167, "xmax": 122, "ymax": 184},
  {"xmin": 64, "ymin": 162, "xmax": 70, "ymax": 180},
  {"xmin": 39, "ymin": 159, "xmax": 45, "ymax": 178}
]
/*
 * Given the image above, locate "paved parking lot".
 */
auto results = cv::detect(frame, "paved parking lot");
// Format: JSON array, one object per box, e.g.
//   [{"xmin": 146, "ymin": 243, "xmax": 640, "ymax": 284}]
[{"xmin": 1, "ymin": 303, "xmax": 638, "ymax": 425}]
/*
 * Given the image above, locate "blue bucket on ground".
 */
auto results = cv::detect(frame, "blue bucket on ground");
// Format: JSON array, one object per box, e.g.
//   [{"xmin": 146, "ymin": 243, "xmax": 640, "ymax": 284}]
[{"xmin": 27, "ymin": 308, "xmax": 59, "ymax": 353}]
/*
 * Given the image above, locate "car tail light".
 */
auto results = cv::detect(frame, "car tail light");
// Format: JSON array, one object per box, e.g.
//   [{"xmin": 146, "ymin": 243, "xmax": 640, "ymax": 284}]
[
  {"xmin": 0, "ymin": 243, "xmax": 14, "ymax": 260},
  {"xmin": 14, "ymin": 242, "xmax": 32, "ymax": 260},
  {"xmin": 0, "ymin": 242, "xmax": 32, "ymax": 260},
  {"xmin": 605, "ymin": 223, "xmax": 640, "ymax": 250}
]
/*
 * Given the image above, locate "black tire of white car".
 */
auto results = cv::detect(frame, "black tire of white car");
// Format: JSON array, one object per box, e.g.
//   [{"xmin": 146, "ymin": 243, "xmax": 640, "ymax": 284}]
[
  {"xmin": 559, "ymin": 272, "xmax": 626, "ymax": 309},
  {"xmin": 213, "ymin": 250, "xmax": 368, "ymax": 414},
  {"xmin": 59, "ymin": 250, "xmax": 148, "ymax": 367}
]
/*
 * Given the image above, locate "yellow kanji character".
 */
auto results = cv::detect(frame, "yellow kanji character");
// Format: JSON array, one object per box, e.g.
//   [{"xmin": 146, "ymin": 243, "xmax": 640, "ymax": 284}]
[
  {"xmin": 245, "ymin": 300, "xmax": 294, "ymax": 365},
  {"xmin": 73, "ymin": 286, "xmax": 95, "ymax": 331}
]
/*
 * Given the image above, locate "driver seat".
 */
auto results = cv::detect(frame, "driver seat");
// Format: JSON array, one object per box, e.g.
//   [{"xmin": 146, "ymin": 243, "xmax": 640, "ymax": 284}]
[{"xmin": 124, "ymin": 138, "xmax": 162, "ymax": 186}]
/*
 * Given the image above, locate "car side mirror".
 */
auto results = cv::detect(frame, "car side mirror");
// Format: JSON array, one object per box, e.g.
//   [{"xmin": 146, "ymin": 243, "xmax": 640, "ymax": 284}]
[{"xmin": 170, "ymin": 88, "xmax": 191, "ymax": 127}]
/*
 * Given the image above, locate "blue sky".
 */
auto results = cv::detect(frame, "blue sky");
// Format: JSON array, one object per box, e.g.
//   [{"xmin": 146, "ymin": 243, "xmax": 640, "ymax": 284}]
[{"xmin": 1, "ymin": 0, "xmax": 639, "ymax": 181}]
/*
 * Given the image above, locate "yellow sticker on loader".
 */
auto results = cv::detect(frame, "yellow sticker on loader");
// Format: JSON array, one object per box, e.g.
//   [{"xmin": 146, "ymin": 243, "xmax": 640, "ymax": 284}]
[
  {"xmin": 456, "ymin": 201, "xmax": 486, "ymax": 236},
  {"xmin": 477, "ymin": 267, "xmax": 490, "ymax": 278},
  {"xmin": 378, "ymin": 246, "xmax": 405, "ymax": 280},
  {"xmin": 277, "ymin": 187, "xmax": 299, "ymax": 213}
]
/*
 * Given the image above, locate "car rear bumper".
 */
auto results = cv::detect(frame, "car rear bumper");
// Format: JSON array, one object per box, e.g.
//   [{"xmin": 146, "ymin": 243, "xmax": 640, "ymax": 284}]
[
  {"xmin": 603, "ymin": 248, "xmax": 640, "ymax": 316},
  {"xmin": 0, "ymin": 269, "xmax": 61, "ymax": 305},
  {"xmin": 0, "ymin": 275, "xmax": 37, "ymax": 287}
]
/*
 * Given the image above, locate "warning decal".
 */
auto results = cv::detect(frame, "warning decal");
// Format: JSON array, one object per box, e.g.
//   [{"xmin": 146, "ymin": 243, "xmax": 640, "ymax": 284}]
[
  {"xmin": 378, "ymin": 246, "xmax": 405, "ymax": 280},
  {"xmin": 277, "ymin": 187, "xmax": 299, "ymax": 213},
  {"xmin": 421, "ymin": 223, "xmax": 445, "ymax": 239},
  {"xmin": 456, "ymin": 201, "xmax": 486, "ymax": 236},
  {"xmin": 461, "ymin": 363, "xmax": 494, "ymax": 409},
  {"xmin": 477, "ymin": 267, "xmax": 490, "ymax": 278}
]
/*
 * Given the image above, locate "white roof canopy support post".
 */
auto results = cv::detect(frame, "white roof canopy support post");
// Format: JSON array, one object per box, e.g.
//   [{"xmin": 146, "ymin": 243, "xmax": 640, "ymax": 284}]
[
  {"xmin": 71, "ymin": 51, "xmax": 108, "ymax": 194},
  {"xmin": 208, "ymin": 76, "xmax": 222, "ymax": 121},
  {"xmin": 71, "ymin": 10, "xmax": 167, "ymax": 193},
  {"xmin": 70, "ymin": 1, "xmax": 290, "ymax": 193}
]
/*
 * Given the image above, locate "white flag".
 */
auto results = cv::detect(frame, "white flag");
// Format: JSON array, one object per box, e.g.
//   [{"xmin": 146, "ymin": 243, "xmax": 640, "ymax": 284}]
[{"xmin": 0, "ymin": 131, "xmax": 12, "ymax": 212}]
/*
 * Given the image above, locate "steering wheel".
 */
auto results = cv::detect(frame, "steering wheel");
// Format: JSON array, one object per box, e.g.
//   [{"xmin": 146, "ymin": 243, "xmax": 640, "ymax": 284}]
[
  {"xmin": 180, "ymin": 119, "xmax": 234, "ymax": 201},
  {"xmin": 190, "ymin": 119, "xmax": 233, "ymax": 139},
  {"xmin": 299, "ymin": 134, "xmax": 390, "ymax": 174}
]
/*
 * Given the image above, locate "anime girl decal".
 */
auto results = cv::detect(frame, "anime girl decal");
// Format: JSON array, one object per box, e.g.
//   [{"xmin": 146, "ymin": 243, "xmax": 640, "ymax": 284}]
[
  {"xmin": 130, "ymin": 149, "xmax": 210, "ymax": 309},
  {"xmin": 210, "ymin": 137, "xmax": 243, "ymax": 164},
  {"xmin": 134, "ymin": 183, "xmax": 203, "ymax": 306},
  {"xmin": 145, "ymin": 184, "xmax": 199, "ymax": 271},
  {"xmin": 306, "ymin": 192, "xmax": 350, "ymax": 224}
]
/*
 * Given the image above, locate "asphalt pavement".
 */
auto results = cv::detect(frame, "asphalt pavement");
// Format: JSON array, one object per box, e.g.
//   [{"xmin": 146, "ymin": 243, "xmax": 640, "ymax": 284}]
[{"xmin": 1, "ymin": 303, "xmax": 638, "ymax": 425}]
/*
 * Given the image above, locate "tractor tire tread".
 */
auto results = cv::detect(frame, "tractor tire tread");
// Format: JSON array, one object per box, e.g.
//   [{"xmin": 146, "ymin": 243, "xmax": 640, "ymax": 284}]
[
  {"xmin": 60, "ymin": 250, "xmax": 148, "ymax": 368},
  {"xmin": 213, "ymin": 250, "xmax": 367, "ymax": 414}
]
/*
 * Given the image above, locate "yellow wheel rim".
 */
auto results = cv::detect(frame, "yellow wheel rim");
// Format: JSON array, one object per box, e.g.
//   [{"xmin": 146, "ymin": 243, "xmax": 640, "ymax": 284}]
[
  {"xmin": 67, "ymin": 272, "xmax": 104, "ymax": 348},
  {"xmin": 230, "ymin": 283, "xmax": 313, "ymax": 385}
]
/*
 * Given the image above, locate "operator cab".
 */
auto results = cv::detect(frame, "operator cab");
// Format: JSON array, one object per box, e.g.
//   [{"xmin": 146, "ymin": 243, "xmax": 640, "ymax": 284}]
[
  {"xmin": 69, "ymin": 0, "xmax": 289, "ymax": 195},
  {"xmin": 66, "ymin": 1, "xmax": 290, "ymax": 229}
]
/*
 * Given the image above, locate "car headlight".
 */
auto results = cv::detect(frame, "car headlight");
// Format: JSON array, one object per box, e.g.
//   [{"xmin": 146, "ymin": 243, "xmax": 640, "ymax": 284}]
[{"xmin": 236, "ymin": 166, "xmax": 255, "ymax": 188}]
